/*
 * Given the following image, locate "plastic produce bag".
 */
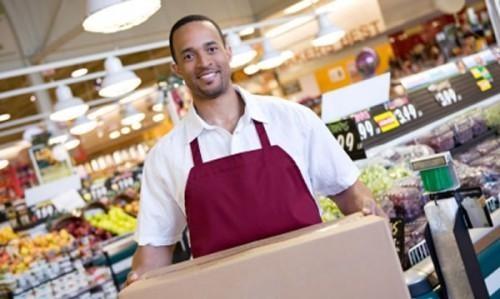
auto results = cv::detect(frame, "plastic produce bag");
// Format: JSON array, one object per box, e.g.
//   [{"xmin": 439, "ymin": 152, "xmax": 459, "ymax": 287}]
[
  {"xmin": 450, "ymin": 118, "xmax": 474, "ymax": 144},
  {"xmin": 386, "ymin": 186, "xmax": 424, "ymax": 222}
]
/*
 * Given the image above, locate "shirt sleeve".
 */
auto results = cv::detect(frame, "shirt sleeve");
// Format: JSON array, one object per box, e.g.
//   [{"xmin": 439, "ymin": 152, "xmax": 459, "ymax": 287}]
[
  {"xmin": 134, "ymin": 145, "xmax": 186, "ymax": 246},
  {"xmin": 302, "ymin": 107, "xmax": 360, "ymax": 196}
]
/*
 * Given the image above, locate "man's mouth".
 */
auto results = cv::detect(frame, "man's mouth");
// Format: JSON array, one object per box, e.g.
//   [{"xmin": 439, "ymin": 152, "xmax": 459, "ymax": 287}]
[{"xmin": 197, "ymin": 70, "xmax": 219, "ymax": 81}]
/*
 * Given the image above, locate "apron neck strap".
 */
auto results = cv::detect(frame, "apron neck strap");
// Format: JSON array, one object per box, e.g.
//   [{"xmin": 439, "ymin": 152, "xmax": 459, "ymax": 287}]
[
  {"xmin": 254, "ymin": 121, "xmax": 271, "ymax": 148},
  {"xmin": 189, "ymin": 120, "xmax": 271, "ymax": 166},
  {"xmin": 190, "ymin": 139, "xmax": 203, "ymax": 166}
]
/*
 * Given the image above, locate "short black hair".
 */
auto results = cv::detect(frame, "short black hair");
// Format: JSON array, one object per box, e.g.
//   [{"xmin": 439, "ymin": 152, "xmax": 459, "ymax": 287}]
[{"xmin": 169, "ymin": 14, "xmax": 226, "ymax": 63}]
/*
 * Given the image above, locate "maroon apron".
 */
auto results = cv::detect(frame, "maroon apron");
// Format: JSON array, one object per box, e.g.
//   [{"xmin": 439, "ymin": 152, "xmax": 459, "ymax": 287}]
[{"xmin": 184, "ymin": 121, "xmax": 321, "ymax": 257}]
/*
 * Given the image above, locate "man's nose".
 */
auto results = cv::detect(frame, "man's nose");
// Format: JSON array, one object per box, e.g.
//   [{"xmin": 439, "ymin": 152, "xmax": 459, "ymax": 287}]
[{"xmin": 196, "ymin": 52, "xmax": 212, "ymax": 67}]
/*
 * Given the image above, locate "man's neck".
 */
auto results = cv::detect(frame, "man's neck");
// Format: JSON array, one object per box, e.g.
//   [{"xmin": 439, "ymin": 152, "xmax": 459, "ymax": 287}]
[{"xmin": 193, "ymin": 87, "xmax": 245, "ymax": 134}]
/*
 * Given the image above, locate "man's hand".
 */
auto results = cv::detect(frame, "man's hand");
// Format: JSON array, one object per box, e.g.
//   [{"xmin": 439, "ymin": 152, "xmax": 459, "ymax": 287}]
[
  {"xmin": 125, "ymin": 271, "xmax": 141, "ymax": 287},
  {"xmin": 125, "ymin": 244, "xmax": 175, "ymax": 288},
  {"xmin": 330, "ymin": 179, "xmax": 387, "ymax": 218}
]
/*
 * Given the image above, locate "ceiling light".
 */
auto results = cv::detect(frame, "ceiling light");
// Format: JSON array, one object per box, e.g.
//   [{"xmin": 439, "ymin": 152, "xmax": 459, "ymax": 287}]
[
  {"xmin": 265, "ymin": 16, "xmax": 313, "ymax": 38},
  {"xmin": 0, "ymin": 160, "xmax": 8, "ymax": 170},
  {"xmin": 152, "ymin": 102, "xmax": 164, "ymax": 112},
  {"xmin": 312, "ymin": 13, "xmax": 345, "ymax": 47},
  {"xmin": 120, "ymin": 127, "xmax": 131, "ymax": 135},
  {"xmin": 244, "ymin": 64, "xmax": 260, "ymax": 75},
  {"xmin": 50, "ymin": 85, "xmax": 89, "ymax": 122},
  {"xmin": 239, "ymin": 27, "xmax": 255, "ymax": 36},
  {"xmin": 71, "ymin": 67, "xmax": 89, "ymax": 78},
  {"xmin": 226, "ymin": 32, "xmax": 257, "ymax": 69},
  {"xmin": 30, "ymin": 95, "xmax": 37, "ymax": 102},
  {"xmin": 283, "ymin": 0, "xmax": 319, "ymax": 14},
  {"xmin": 99, "ymin": 56, "xmax": 142, "ymax": 98},
  {"xmin": 49, "ymin": 130, "xmax": 69, "ymax": 145},
  {"xmin": 70, "ymin": 115, "xmax": 98, "ymax": 135},
  {"xmin": 64, "ymin": 136, "xmax": 81, "ymax": 151},
  {"xmin": 0, "ymin": 113, "xmax": 10, "ymax": 122},
  {"xmin": 119, "ymin": 86, "xmax": 156, "ymax": 104},
  {"xmin": 153, "ymin": 113, "xmax": 165, "ymax": 122},
  {"xmin": 87, "ymin": 104, "xmax": 118, "ymax": 120},
  {"xmin": 82, "ymin": 0, "xmax": 161, "ymax": 33},
  {"xmin": 131, "ymin": 122, "xmax": 142, "ymax": 130},
  {"xmin": 109, "ymin": 130, "xmax": 121, "ymax": 139},
  {"xmin": 257, "ymin": 39, "xmax": 293, "ymax": 70},
  {"xmin": 121, "ymin": 104, "xmax": 145, "ymax": 126}
]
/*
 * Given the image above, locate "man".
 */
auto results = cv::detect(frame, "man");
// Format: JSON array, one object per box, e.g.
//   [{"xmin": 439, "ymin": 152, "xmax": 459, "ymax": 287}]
[{"xmin": 128, "ymin": 14, "xmax": 384, "ymax": 285}]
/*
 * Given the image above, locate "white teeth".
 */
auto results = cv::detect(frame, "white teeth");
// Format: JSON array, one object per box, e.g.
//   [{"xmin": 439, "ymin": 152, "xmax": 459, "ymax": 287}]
[{"xmin": 200, "ymin": 72, "xmax": 216, "ymax": 80}]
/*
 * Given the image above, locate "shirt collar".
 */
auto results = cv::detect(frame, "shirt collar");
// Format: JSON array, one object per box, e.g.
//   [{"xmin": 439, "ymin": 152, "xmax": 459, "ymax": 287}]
[{"xmin": 184, "ymin": 85, "xmax": 269, "ymax": 144}]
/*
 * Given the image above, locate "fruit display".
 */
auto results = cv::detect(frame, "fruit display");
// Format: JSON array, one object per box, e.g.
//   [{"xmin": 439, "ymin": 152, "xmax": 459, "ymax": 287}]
[
  {"xmin": 318, "ymin": 196, "xmax": 343, "ymax": 222},
  {"xmin": 86, "ymin": 207, "xmax": 137, "ymax": 236},
  {"xmin": 484, "ymin": 101, "xmax": 500, "ymax": 131},
  {"xmin": 1, "ymin": 230, "xmax": 74, "ymax": 274},
  {"xmin": 384, "ymin": 186, "xmax": 425, "ymax": 222},
  {"xmin": 419, "ymin": 125, "xmax": 456, "ymax": 153},
  {"xmin": 0, "ymin": 227, "xmax": 17, "ymax": 245},
  {"xmin": 450, "ymin": 118, "xmax": 474, "ymax": 144},
  {"xmin": 53, "ymin": 217, "xmax": 113, "ymax": 246},
  {"xmin": 359, "ymin": 162, "xmax": 414, "ymax": 202},
  {"xmin": 123, "ymin": 201, "xmax": 139, "ymax": 217},
  {"xmin": 403, "ymin": 216, "xmax": 428, "ymax": 268}
]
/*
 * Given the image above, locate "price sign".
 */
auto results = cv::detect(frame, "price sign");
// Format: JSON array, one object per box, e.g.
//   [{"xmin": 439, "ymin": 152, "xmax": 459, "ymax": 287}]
[
  {"xmin": 390, "ymin": 217, "xmax": 405, "ymax": 262},
  {"xmin": 326, "ymin": 118, "xmax": 366, "ymax": 160},
  {"xmin": 392, "ymin": 103, "xmax": 421, "ymax": 125},
  {"xmin": 428, "ymin": 81, "xmax": 462, "ymax": 107}
]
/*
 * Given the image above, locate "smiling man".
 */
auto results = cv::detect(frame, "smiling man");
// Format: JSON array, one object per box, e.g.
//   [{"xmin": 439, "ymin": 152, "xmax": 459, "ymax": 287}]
[{"xmin": 127, "ymin": 14, "xmax": 384, "ymax": 286}]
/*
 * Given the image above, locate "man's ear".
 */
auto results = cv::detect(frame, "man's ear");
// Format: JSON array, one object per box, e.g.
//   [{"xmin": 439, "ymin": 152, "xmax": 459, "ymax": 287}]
[
  {"xmin": 170, "ymin": 63, "xmax": 180, "ymax": 77},
  {"xmin": 225, "ymin": 45, "xmax": 233, "ymax": 61}
]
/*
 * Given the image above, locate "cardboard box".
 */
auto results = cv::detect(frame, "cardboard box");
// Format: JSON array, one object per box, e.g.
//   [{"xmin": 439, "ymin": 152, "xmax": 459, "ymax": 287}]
[{"xmin": 120, "ymin": 215, "xmax": 410, "ymax": 299}]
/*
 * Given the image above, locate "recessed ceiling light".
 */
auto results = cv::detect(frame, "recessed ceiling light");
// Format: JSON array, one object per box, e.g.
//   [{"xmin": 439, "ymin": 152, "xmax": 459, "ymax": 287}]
[
  {"xmin": 30, "ymin": 95, "xmax": 37, "ymax": 102},
  {"xmin": 131, "ymin": 122, "xmax": 142, "ymax": 130},
  {"xmin": 239, "ymin": 27, "xmax": 255, "ymax": 36},
  {"xmin": 71, "ymin": 68, "xmax": 89, "ymax": 78}
]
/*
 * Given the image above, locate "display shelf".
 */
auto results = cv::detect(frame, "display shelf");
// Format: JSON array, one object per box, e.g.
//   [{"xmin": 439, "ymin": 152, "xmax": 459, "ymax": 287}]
[{"xmin": 13, "ymin": 268, "xmax": 76, "ymax": 296}]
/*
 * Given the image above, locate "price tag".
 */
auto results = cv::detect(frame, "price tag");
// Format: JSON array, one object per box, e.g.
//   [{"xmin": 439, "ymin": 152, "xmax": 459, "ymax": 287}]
[
  {"xmin": 373, "ymin": 111, "xmax": 400, "ymax": 133},
  {"xmin": 390, "ymin": 217, "xmax": 405, "ymax": 262},
  {"xmin": 326, "ymin": 118, "xmax": 366, "ymax": 160},
  {"xmin": 429, "ymin": 81, "xmax": 462, "ymax": 107},
  {"xmin": 392, "ymin": 103, "xmax": 422, "ymax": 125}
]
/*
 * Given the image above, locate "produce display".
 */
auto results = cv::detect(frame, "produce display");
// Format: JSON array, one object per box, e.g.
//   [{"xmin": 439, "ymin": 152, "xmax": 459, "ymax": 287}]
[
  {"xmin": 54, "ymin": 217, "xmax": 113, "ymax": 247},
  {"xmin": 0, "ymin": 230, "xmax": 74, "ymax": 275},
  {"xmin": 86, "ymin": 207, "xmax": 137, "ymax": 236},
  {"xmin": 385, "ymin": 186, "xmax": 425, "ymax": 222},
  {"xmin": 0, "ymin": 227, "xmax": 17, "ymax": 245},
  {"xmin": 359, "ymin": 162, "xmax": 414, "ymax": 202},
  {"xmin": 318, "ymin": 196, "xmax": 342, "ymax": 222}
]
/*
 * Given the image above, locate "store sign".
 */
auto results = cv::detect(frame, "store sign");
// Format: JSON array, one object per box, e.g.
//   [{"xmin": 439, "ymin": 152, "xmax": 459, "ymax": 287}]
[
  {"xmin": 326, "ymin": 118, "xmax": 366, "ymax": 160},
  {"xmin": 283, "ymin": 20, "xmax": 383, "ymax": 68}
]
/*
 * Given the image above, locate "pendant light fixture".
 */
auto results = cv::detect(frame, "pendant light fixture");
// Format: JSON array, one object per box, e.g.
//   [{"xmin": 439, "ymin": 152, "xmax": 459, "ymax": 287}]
[
  {"xmin": 257, "ymin": 39, "xmax": 293, "ymax": 70},
  {"xmin": 312, "ymin": 13, "xmax": 345, "ymax": 47},
  {"xmin": 70, "ymin": 115, "xmax": 98, "ymax": 135},
  {"xmin": 121, "ymin": 103, "xmax": 145, "ymax": 126},
  {"xmin": 226, "ymin": 32, "xmax": 257, "ymax": 69},
  {"xmin": 64, "ymin": 136, "xmax": 81, "ymax": 151},
  {"xmin": 48, "ymin": 130, "xmax": 69, "ymax": 145},
  {"xmin": 50, "ymin": 85, "xmax": 89, "ymax": 122},
  {"xmin": 82, "ymin": 0, "xmax": 162, "ymax": 34},
  {"xmin": 99, "ymin": 56, "xmax": 142, "ymax": 98}
]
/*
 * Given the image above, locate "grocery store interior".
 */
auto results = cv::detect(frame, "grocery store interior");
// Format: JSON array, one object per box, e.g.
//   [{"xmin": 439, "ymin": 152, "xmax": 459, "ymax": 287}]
[{"xmin": 0, "ymin": 0, "xmax": 499, "ymax": 298}]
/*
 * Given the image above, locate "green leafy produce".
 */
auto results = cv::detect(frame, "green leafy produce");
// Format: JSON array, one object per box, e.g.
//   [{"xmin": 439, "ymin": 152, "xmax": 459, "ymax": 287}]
[
  {"xmin": 484, "ymin": 102, "xmax": 500, "ymax": 131},
  {"xmin": 359, "ymin": 163, "xmax": 413, "ymax": 202},
  {"xmin": 318, "ymin": 196, "xmax": 343, "ymax": 222}
]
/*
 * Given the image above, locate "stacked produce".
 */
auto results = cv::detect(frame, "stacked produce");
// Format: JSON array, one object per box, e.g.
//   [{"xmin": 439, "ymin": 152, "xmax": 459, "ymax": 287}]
[
  {"xmin": 0, "ymin": 230, "xmax": 74, "ymax": 274},
  {"xmin": 54, "ymin": 217, "xmax": 113, "ymax": 248},
  {"xmin": 86, "ymin": 207, "xmax": 137, "ymax": 236},
  {"xmin": 0, "ymin": 227, "xmax": 18, "ymax": 245},
  {"xmin": 318, "ymin": 196, "xmax": 343, "ymax": 222}
]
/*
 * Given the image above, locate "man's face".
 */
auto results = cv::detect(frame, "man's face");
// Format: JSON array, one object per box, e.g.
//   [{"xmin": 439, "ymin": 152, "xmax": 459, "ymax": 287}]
[{"xmin": 171, "ymin": 21, "xmax": 232, "ymax": 101}]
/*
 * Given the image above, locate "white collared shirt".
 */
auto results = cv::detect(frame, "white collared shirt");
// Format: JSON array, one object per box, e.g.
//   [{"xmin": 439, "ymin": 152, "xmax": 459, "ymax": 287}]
[{"xmin": 135, "ymin": 87, "xmax": 360, "ymax": 246}]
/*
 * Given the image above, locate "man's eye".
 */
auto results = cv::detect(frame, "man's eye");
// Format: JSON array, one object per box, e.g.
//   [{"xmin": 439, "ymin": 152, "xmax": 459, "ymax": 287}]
[
  {"xmin": 183, "ymin": 53, "xmax": 194, "ymax": 61},
  {"xmin": 208, "ymin": 46, "xmax": 218, "ymax": 53}
]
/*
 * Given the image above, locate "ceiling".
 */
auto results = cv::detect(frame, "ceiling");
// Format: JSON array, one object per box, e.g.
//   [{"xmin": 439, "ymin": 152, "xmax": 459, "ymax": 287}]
[{"xmin": 0, "ymin": 0, "xmax": 456, "ymax": 157}]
